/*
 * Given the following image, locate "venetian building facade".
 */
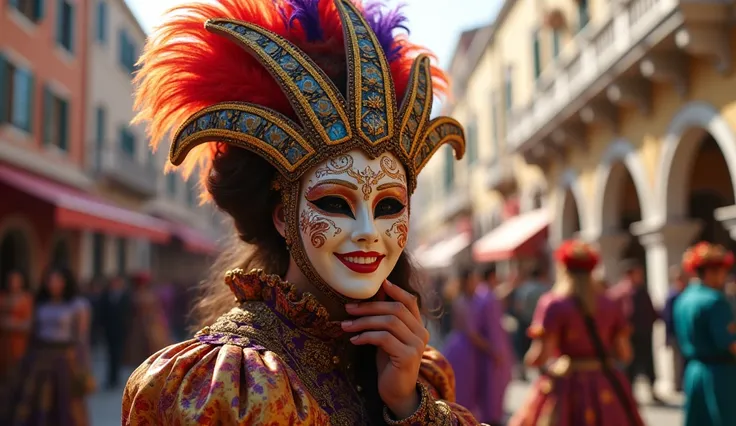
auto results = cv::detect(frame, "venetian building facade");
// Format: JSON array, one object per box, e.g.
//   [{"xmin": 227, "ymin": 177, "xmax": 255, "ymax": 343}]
[
  {"xmin": 412, "ymin": 23, "xmax": 548, "ymax": 277},
  {"xmin": 447, "ymin": 0, "xmax": 736, "ymax": 392},
  {"xmin": 85, "ymin": 0, "xmax": 224, "ymax": 284}
]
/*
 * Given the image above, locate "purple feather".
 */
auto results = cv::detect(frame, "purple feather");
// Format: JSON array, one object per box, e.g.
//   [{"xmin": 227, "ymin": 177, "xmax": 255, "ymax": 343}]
[
  {"xmin": 362, "ymin": 1, "xmax": 409, "ymax": 61},
  {"xmin": 284, "ymin": 0, "xmax": 324, "ymax": 41},
  {"xmin": 284, "ymin": 0, "xmax": 409, "ymax": 62}
]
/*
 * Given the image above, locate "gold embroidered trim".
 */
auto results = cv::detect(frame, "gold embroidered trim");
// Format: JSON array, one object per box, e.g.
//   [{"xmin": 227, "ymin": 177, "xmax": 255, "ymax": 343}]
[
  {"xmin": 382, "ymin": 383, "xmax": 454, "ymax": 425},
  {"xmin": 206, "ymin": 19, "xmax": 352, "ymax": 146},
  {"xmin": 170, "ymin": 102, "xmax": 315, "ymax": 173}
]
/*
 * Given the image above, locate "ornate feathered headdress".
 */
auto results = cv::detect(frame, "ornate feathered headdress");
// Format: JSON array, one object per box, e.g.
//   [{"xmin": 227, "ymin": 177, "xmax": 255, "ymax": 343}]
[
  {"xmin": 135, "ymin": 0, "xmax": 466, "ymax": 301},
  {"xmin": 136, "ymin": 0, "xmax": 464, "ymax": 196}
]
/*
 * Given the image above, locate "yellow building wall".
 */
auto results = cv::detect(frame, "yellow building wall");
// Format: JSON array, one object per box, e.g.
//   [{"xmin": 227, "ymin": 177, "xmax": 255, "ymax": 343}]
[{"xmin": 548, "ymin": 29, "xmax": 736, "ymax": 226}]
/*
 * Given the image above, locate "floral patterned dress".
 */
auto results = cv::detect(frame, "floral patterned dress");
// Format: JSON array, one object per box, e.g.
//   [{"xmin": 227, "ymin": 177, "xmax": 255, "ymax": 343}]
[
  {"xmin": 123, "ymin": 269, "xmax": 481, "ymax": 425},
  {"xmin": 508, "ymin": 292, "xmax": 644, "ymax": 426}
]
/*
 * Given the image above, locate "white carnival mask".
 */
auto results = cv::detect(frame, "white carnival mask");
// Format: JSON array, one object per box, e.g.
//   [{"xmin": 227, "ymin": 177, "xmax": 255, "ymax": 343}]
[{"xmin": 297, "ymin": 149, "xmax": 409, "ymax": 299}]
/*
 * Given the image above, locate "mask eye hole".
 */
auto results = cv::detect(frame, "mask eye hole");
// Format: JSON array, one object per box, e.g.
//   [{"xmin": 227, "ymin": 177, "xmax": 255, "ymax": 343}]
[
  {"xmin": 374, "ymin": 198, "xmax": 406, "ymax": 218},
  {"xmin": 309, "ymin": 196, "xmax": 355, "ymax": 219}
]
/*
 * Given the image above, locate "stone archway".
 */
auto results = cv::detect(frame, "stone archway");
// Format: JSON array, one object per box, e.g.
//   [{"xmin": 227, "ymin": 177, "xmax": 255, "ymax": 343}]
[
  {"xmin": 0, "ymin": 228, "xmax": 32, "ymax": 290},
  {"xmin": 655, "ymin": 101, "xmax": 736, "ymax": 222},
  {"xmin": 552, "ymin": 169, "xmax": 586, "ymax": 246},
  {"xmin": 592, "ymin": 140, "xmax": 652, "ymax": 281}
]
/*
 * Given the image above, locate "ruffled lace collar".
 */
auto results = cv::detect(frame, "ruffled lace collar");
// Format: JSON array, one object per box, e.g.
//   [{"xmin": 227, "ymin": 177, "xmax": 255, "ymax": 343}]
[{"xmin": 223, "ymin": 268, "xmax": 345, "ymax": 339}]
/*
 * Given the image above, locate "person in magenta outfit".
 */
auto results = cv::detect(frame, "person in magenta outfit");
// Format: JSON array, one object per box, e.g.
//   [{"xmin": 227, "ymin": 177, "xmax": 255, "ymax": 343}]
[
  {"xmin": 509, "ymin": 240, "xmax": 644, "ymax": 426},
  {"xmin": 444, "ymin": 267, "xmax": 512, "ymax": 425},
  {"xmin": 476, "ymin": 266, "xmax": 513, "ymax": 426}
]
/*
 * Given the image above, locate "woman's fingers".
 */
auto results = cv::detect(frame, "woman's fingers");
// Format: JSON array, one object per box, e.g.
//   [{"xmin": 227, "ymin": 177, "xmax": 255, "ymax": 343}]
[
  {"xmin": 350, "ymin": 330, "xmax": 415, "ymax": 358},
  {"xmin": 342, "ymin": 315, "xmax": 420, "ymax": 346},
  {"xmin": 381, "ymin": 280, "xmax": 421, "ymax": 320},
  {"xmin": 346, "ymin": 301, "xmax": 430, "ymax": 346}
]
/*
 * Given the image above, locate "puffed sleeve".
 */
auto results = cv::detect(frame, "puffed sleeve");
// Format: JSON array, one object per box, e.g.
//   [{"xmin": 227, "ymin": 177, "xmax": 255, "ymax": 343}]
[
  {"xmin": 382, "ymin": 346, "xmax": 481, "ymax": 425},
  {"xmin": 707, "ymin": 296, "xmax": 736, "ymax": 351},
  {"xmin": 527, "ymin": 293, "xmax": 563, "ymax": 339},
  {"xmin": 122, "ymin": 339, "xmax": 329, "ymax": 425}
]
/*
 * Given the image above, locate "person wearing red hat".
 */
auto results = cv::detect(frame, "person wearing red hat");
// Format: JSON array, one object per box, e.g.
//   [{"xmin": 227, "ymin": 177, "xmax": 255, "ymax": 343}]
[
  {"xmin": 509, "ymin": 239, "xmax": 644, "ymax": 426},
  {"xmin": 673, "ymin": 241, "xmax": 736, "ymax": 426}
]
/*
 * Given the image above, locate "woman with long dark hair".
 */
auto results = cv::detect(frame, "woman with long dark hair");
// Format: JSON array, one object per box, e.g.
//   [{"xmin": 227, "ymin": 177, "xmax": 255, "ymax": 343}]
[
  {"xmin": 509, "ymin": 240, "xmax": 644, "ymax": 426},
  {"xmin": 3, "ymin": 266, "xmax": 93, "ymax": 426},
  {"xmin": 121, "ymin": 0, "xmax": 480, "ymax": 424}
]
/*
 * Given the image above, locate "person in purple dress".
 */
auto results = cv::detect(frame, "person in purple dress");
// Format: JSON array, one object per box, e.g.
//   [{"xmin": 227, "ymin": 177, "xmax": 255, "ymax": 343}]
[
  {"xmin": 444, "ymin": 267, "xmax": 511, "ymax": 424},
  {"xmin": 509, "ymin": 240, "xmax": 644, "ymax": 426},
  {"xmin": 476, "ymin": 265, "xmax": 513, "ymax": 426}
]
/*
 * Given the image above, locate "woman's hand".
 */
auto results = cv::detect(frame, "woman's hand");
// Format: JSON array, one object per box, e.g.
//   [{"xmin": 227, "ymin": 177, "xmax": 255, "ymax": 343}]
[{"xmin": 342, "ymin": 280, "xmax": 430, "ymax": 420}]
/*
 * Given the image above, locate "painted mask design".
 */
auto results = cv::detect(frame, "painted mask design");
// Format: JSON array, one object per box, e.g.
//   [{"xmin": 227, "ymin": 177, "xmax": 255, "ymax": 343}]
[{"xmin": 298, "ymin": 149, "xmax": 409, "ymax": 299}]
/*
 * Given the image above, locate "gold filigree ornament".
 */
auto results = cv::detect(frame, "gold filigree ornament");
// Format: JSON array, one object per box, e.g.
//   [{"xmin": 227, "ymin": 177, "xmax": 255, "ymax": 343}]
[{"xmin": 167, "ymin": 0, "xmax": 465, "ymax": 302}]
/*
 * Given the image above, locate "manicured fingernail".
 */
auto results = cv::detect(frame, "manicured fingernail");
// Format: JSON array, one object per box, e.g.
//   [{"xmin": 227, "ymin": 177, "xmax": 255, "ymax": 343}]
[
  {"xmin": 385, "ymin": 280, "xmax": 393, "ymax": 287},
  {"xmin": 350, "ymin": 335, "xmax": 359, "ymax": 342},
  {"xmin": 341, "ymin": 320, "xmax": 353, "ymax": 328},
  {"xmin": 345, "ymin": 303, "xmax": 358, "ymax": 309}
]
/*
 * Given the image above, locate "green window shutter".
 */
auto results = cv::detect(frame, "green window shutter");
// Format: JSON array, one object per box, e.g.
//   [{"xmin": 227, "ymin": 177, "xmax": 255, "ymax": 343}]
[
  {"xmin": 58, "ymin": 98, "xmax": 69, "ymax": 151},
  {"xmin": 56, "ymin": 0, "xmax": 64, "ymax": 46},
  {"xmin": 552, "ymin": 30, "xmax": 561, "ymax": 58},
  {"xmin": 68, "ymin": 3, "xmax": 75, "ymax": 53},
  {"xmin": 9, "ymin": 0, "xmax": 20, "ymax": 8},
  {"xmin": 34, "ymin": 0, "xmax": 45, "ymax": 20},
  {"xmin": 42, "ymin": 86, "xmax": 53, "ymax": 145},
  {"xmin": 24, "ymin": 71, "xmax": 35, "ymax": 133},
  {"xmin": 0, "ymin": 54, "xmax": 8, "ymax": 123}
]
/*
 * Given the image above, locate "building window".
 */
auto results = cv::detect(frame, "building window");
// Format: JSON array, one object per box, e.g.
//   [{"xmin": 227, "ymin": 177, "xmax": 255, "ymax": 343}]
[
  {"xmin": 91, "ymin": 232, "xmax": 105, "ymax": 277},
  {"xmin": 96, "ymin": 1, "xmax": 108, "ymax": 43},
  {"xmin": 443, "ymin": 146, "xmax": 454, "ymax": 193},
  {"xmin": 116, "ymin": 238, "xmax": 126, "ymax": 276},
  {"xmin": 578, "ymin": 0, "xmax": 590, "ymax": 31},
  {"xmin": 552, "ymin": 29, "xmax": 561, "ymax": 58},
  {"xmin": 532, "ymin": 30, "xmax": 542, "ymax": 79},
  {"xmin": 42, "ymin": 87, "xmax": 69, "ymax": 151},
  {"xmin": 9, "ymin": 0, "xmax": 44, "ymax": 23},
  {"xmin": 119, "ymin": 127, "xmax": 136, "ymax": 156},
  {"xmin": 118, "ymin": 29, "xmax": 138, "ymax": 74},
  {"xmin": 167, "ymin": 173, "xmax": 177, "ymax": 196},
  {"xmin": 94, "ymin": 106, "xmax": 106, "ymax": 168},
  {"xmin": 56, "ymin": 0, "xmax": 75, "ymax": 53},
  {"xmin": 466, "ymin": 118, "xmax": 478, "ymax": 165},
  {"xmin": 504, "ymin": 66, "xmax": 513, "ymax": 111},
  {"xmin": 0, "ymin": 57, "xmax": 34, "ymax": 133}
]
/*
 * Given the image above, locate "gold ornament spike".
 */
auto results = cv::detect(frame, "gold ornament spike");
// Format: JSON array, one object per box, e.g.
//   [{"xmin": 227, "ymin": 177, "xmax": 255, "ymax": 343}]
[
  {"xmin": 333, "ymin": 0, "xmax": 396, "ymax": 148},
  {"xmin": 205, "ymin": 19, "xmax": 352, "ymax": 146},
  {"xmin": 397, "ymin": 54, "xmax": 433, "ymax": 159},
  {"xmin": 171, "ymin": 102, "xmax": 315, "ymax": 177},
  {"xmin": 413, "ymin": 117, "xmax": 465, "ymax": 175}
]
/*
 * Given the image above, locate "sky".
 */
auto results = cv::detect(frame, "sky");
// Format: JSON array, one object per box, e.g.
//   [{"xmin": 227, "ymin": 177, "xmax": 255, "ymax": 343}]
[{"xmin": 125, "ymin": 0, "xmax": 502, "ymax": 68}]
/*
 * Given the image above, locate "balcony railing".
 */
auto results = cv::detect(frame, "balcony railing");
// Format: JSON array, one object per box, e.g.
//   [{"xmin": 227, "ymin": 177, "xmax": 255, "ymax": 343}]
[
  {"xmin": 507, "ymin": 0, "xmax": 680, "ymax": 150},
  {"xmin": 95, "ymin": 143, "xmax": 158, "ymax": 197}
]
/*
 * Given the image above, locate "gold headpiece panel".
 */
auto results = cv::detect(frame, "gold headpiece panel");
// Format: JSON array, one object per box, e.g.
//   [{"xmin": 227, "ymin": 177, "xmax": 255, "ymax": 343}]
[{"xmin": 170, "ymin": 0, "xmax": 465, "ymax": 193}]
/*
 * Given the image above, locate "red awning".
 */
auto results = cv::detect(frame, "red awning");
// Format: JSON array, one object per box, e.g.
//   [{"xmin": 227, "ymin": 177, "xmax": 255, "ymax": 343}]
[
  {"xmin": 169, "ymin": 222, "xmax": 219, "ymax": 255},
  {"xmin": 0, "ymin": 165, "xmax": 170, "ymax": 243},
  {"xmin": 473, "ymin": 209, "xmax": 549, "ymax": 262}
]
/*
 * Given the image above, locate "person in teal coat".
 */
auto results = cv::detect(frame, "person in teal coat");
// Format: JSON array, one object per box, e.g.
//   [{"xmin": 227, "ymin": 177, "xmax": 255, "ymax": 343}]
[{"xmin": 674, "ymin": 241, "xmax": 736, "ymax": 426}]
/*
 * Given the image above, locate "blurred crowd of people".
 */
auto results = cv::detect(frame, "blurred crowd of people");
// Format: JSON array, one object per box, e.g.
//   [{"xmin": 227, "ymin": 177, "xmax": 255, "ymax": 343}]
[
  {"xmin": 432, "ymin": 249, "xmax": 735, "ymax": 425},
  {"xmin": 0, "ymin": 267, "xmax": 196, "ymax": 426}
]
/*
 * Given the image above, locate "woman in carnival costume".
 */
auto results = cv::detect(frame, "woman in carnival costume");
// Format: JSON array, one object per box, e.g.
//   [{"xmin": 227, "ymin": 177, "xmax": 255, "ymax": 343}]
[
  {"xmin": 509, "ymin": 240, "xmax": 644, "ymax": 426},
  {"xmin": 2, "ymin": 267, "xmax": 93, "ymax": 426},
  {"xmin": 122, "ymin": 0, "xmax": 480, "ymax": 424}
]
